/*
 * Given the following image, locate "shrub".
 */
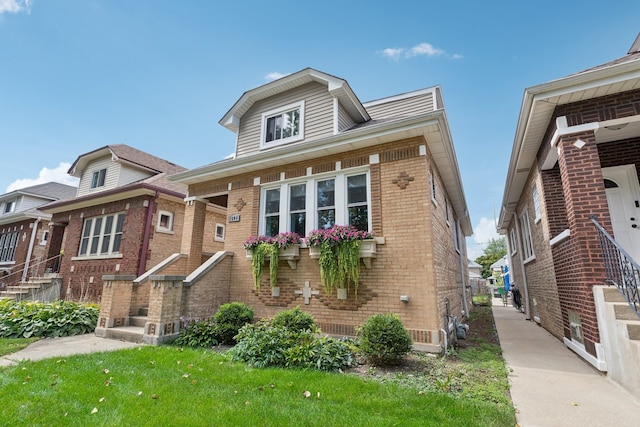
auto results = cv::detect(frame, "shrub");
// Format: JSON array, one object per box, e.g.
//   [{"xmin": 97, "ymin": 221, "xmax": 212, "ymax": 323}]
[
  {"xmin": 270, "ymin": 306, "xmax": 317, "ymax": 332},
  {"xmin": 174, "ymin": 318, "xmax": 218, "ymax": 348},
  {"xmin": 0, "ymin": 300, "xmax": 99, "ymax": 338},
  {"xmin": 213, "ymin": 302, "xmax": 255, "ymax": 344},
  {"xmin": 230, "ymin": 319, "xmax": 355, "ymax": 371},
  {"xmin": 357, "ymin": 313, "xmax": 412, "ymax": 365}
]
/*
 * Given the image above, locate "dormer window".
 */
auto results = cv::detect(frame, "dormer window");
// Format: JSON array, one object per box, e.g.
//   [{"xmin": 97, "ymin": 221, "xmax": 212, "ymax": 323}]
[
  {"xmin": 261, "ymin": 101, "xmax": 304, "ymax": 148},
  {"xmin": 91, "ymin": 169, "xmax": 107, "ymax": 189},
  {"xmin": 3, "ymin": 200, "xmax": 16, "ymax": 214}
]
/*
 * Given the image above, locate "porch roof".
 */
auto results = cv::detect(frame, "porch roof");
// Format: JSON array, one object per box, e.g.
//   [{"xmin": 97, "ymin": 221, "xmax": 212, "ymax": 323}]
[{"xmin": 498, "ymin": 35, "xmax": 640, "ymax": 232}]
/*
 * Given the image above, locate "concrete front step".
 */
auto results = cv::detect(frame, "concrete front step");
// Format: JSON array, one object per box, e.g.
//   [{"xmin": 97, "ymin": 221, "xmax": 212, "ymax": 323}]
[
  {"xmin": 614, "ymin": 303, "xmax": 640, "ymax": 321},
  {"xmin": 103, "ymin": 326, "xmax": 144, "ymax": 343},
  {"xmin": 603, "ymin": 286, "xmax": 626, "ymax": 303},
  {"xmin": 621, "ymin": 320, "xmax": 640, "ymax": 341},
  {"xmin": 129, "ymin": 316, "xmax": 147, "ymax": 328}
]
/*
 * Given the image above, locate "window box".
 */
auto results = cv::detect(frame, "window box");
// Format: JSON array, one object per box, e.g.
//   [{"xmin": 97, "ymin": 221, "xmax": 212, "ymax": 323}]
[
  {"xmin": 245, "ymin": 244, "xmax": 301, "ymax": 270},
  {"xmin": 308, "ymin": 239, "xmax": 376, "ymax": 269}
]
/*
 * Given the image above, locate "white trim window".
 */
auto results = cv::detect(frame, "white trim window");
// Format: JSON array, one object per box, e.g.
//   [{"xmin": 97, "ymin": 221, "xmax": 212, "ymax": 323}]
[
  {"xmin": 429, "ymin": 170, "xmax": 438, "ymax": 206},
  {"xmin": 0, "ymin": 230, "xmax": 19, "ymax": 262},
  {"xmin": 78, "ymin": 212, "xmax": 125, "ymax": 256},
  {"xmin": 91, "ymin": 168, "xmax": 107, "ymax": 189},
  {"xmin": 3, "ymin": 199, "xmax": 16, "ymax": 214},
  {"xmin": 215, "ymin": 223, "xmax": 226, "ymax": 242},
  {"xmin": 40, "ymin": 230, "xmax": 49, "ymax": 246},
  {"xmin": 260, "ymin": 101, "xmax": 304, "ymax": 148},
  {"xmin": 260, "ymin": 169, "xmax": 371, "ymax": 237},
  {"xmin": 519, "ymin": 210, "xmax": 535, "ymax": 262},
  {"xmin": 156, "ymin": 210, "xmax": 174, "ymax": 233},
  {"xmin": 509, "ymin": 228, "xmax": 517, "ymax": 255},
  {"xmin": 532, "ymin": 184, "xmax": 541, "ymax": 223}
]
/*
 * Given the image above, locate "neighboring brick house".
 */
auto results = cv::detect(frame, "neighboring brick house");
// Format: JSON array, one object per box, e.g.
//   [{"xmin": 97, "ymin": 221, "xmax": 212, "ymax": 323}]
[
  {"xmin": 0, "ymin": 182, "xmax": 77, "ymax": 297},
  {"xmin": 498, "ymin": 34, "xmax": 640, "ymax": 395},
  {"xmin": 164, "ymin": 68, "xmax": 473, "ymax": 350},
  {"xmin": 40, "ymin": 144, "xmax": 226, "ymax": 301}
]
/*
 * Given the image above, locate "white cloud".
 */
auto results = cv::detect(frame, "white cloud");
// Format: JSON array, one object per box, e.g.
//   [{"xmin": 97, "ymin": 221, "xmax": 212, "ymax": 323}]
[
  {"xmin": 0, "ymin": 0, "xmax": 32, "ymax": 14},
  {"xmin": 465, "ymin": 217, "xmax": 500, "ymax": 261},
  {"xmin": 6, "ymin": 163, "xmax": 79, "ymax": 192},
  {"xmin": 380, "ymin": 42, "xmax": 461, "ymax": 61},
  {"xmin": 407, "ymin": 42, "xmax": 443, "ymax": 58},
  {"xmin": 265, "ymin": 72, "xmax": 288, "ymax": 81}
]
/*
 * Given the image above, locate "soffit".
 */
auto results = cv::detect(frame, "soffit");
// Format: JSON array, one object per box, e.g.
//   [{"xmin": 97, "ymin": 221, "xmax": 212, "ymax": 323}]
[{"xmin": 498, "ymin": 57, "xmax": 640, "ymax": 231}]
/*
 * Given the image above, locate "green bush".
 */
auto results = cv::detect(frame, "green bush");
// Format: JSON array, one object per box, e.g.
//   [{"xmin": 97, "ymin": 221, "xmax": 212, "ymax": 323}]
[
  {"xmin": 0, "ymin": 299, "xmax": 99, "ymax": 338},
  {"xmin": 230, "ymin": 318, "xmax": 355, "ymax": 371},
  {"xmin": 270, "ymin": 306, "xmax": 317, "ymax": 332},
  {"xmin": 357, "ymin": 313, "xmax": 413, "ymax": 365},
  {"xmin": 174, "ymin": 318, "xmax": 218, "ymax": 348},
  {"xmin": 213, "ymin": 302, "xmax": 255, "ymax": 344}
]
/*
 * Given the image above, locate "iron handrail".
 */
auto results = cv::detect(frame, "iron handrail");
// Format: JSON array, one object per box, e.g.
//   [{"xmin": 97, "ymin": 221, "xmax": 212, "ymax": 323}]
[{"xmin": 590, "ymin": 216, "xmax": 640, "ymax": 317}]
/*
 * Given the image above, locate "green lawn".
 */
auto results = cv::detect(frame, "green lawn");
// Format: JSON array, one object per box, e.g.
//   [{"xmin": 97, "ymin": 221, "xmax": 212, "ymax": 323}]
[
  {"xmin": 0, "ymin": 345, "xmax": 515, "ymax": 426},
  {"xmin": 0, "ymin": 337, "xmax": 39, "ymax": 356}
]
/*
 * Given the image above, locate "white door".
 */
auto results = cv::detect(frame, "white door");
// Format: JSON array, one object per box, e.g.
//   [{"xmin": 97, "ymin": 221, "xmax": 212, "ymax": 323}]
[{"xmin": 602, "ymin": 165, "xmax": 640, "ymax": 262}]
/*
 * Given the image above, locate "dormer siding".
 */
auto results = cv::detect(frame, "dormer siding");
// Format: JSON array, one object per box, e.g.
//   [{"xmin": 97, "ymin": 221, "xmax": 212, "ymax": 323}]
[{"xmin": 235, "ymin": 82, "xmax": 334, "ymax": 158}]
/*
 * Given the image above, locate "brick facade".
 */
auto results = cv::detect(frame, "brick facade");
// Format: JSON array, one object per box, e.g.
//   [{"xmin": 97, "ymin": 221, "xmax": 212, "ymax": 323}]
[
  {"xmin": 506, "ymin": 88, "xmax": 640, "ymax": 358},
  {"xmin": 184, "ymin": 136, "xmax": 467, "ymax": 347}
]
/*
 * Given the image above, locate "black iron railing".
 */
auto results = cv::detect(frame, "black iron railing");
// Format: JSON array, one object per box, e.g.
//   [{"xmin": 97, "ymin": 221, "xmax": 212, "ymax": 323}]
[{"xmin": 591, "ymin": 216, "xmax": 640, "ymax": 318}]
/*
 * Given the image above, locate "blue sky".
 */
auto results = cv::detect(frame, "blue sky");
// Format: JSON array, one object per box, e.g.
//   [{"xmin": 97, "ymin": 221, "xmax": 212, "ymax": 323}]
[{"xmin": 1, "ymin": 0, "xmax": 639, "ymax": 260}]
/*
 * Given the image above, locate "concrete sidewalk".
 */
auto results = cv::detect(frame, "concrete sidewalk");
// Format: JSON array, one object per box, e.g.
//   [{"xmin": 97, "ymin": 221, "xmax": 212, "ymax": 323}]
[
  {"xmin": 0, "ymin": 334, "xmax": 141, "ymax": 367},
  {"xmin": 492, "ymin": 301, "xmax": 640, "ymax": 427}
]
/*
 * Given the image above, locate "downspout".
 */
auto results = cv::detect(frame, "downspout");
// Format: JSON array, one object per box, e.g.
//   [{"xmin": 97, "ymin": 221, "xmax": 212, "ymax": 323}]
[
  {"xmin": 22, "ymin": 217, "xmax": 41, "ymax": 282},
  {"xmin": 138, "ymin": 192, "xmax": 158, "ymax": 277},
  {"xmin": 513, "ymin": 214, "xmax": 531, "ymax": 319},
  {"xmin": 457, "ymin": 217, "xmax": 470, "ymax": 318}
]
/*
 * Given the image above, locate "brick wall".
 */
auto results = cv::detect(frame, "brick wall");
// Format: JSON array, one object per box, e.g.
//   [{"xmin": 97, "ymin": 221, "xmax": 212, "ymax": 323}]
[
  {"xmin": 186, "ymin": 136, "xmax": 467, "ymax": 346},
  {"xmin": 53, "ymin": 196, "xmax": 153, "ymax": 301}
]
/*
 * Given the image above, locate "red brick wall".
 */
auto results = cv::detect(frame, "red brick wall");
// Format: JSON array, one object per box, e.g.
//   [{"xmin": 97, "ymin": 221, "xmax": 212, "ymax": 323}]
[{"xmin": 53, "ymin": 196, "xmax": 153, "ymax": 301}]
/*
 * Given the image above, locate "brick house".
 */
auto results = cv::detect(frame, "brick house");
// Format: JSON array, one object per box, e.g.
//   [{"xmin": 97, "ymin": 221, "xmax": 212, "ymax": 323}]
[
  {"xmin": 113, "ymin": 67, "xmax": 472, "ymax": 350},
  {"xmin": 0, "ymin": 182, "xmax": 76, "ymax": 300},
  {"xmin": 40, "ymin": 144, "xmax": 227, "ymax": 302},
  {"xmin": 498, "ymin": 34, "xmax": 640, "ymax": 395}
]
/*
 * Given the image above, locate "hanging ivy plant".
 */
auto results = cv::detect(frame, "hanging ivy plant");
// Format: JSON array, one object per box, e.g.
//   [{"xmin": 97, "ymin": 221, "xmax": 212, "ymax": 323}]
[
  {"xmin": 243, "ymin": 233, "xmax": 302, "ymax": 292},
  {"xmin": 306, "ymin": 225, "xmax": 373, "ymax": 297}
]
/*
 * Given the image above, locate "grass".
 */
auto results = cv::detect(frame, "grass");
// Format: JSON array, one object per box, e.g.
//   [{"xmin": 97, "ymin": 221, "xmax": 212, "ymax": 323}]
[
  {"xmin": 0, "ymin": 337, "xmax": 39, "ymax": 356},
  {"xmin": 0, "ymin": 345, "xmax": 515, "ymax": 426}
]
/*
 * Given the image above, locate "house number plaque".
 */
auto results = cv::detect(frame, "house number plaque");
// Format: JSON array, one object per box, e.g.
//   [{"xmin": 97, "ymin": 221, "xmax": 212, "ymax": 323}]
[{"xmin": 229, "ymin": 214, "xmax": 241, "ymax": 223}]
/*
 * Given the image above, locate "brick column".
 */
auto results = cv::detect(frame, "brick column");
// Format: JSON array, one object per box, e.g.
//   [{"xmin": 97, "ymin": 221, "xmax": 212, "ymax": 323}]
[
  {"xmin": 181, "ymin": 196, "xmax": 208, "ymax": 274},
  {"xmin": 143, "ymin": 275, "xmax": 185, "ymax": 345},
  {"xmin": 95, "ymin": 275, "xmax": 136, "ymax": 337},
  {"xmin": 553, "ymin": 130, "xmax": 609, "ymax": 357}
]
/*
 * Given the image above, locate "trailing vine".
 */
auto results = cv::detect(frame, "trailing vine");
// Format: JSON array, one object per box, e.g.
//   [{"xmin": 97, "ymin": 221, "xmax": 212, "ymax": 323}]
[
  {"xmin": 268, "ymin": 243, "xmax": 280, "ymax": 288},
  {"xmin": 250, "ymin": 243, "xmax": 269, "ymax": 291}
]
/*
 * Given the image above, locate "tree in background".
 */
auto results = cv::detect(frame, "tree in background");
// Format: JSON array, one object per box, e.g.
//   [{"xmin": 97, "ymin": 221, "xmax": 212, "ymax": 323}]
[{"xmin": 475, "ymin": 237, "xmax": 507, "ymax": 278}]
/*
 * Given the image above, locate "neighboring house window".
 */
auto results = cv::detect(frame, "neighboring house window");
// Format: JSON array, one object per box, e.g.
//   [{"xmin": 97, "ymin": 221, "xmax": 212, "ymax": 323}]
[
  {"xmin": 40, "ymin": 230, "xmax": 49, "ymax": 246},
  {"xmin": 261, "ymin": 170, "xmax": 370, "ymax": 237},
  {"xmin": 445, "ymin": 198, "xmax": 450, "ymax": 225},
  {"xmin": 509, "ymin": 228, "xmax": 517, "ymax": 255},
  {"xmin": 91, "ymin": 169, "xmax": 107, "ymax": 189},
  {"xmin": 519, "ymin": 210, "xmax": 535, "ymax": 261},
  {"xmin": 156, "ymin": 211, "xmax": 174, "ymax": 233},
  {"xmin": 532, "ymin": 185, "xmax": 541, "ymax": 223},
  {"xmin": 261, "ymin": 101, "xmax": 304, "ymax": 148},
  {"xmin": 429, "ymin": 170, "xmax": 437, "ymax": 206},
  {"xmin": 0, "ymin": 230, "xmax": 19, "ymax": 262},
  {"xmin": 78, "ymin": 213, "xmax": 125, "ymax": 256},
  {"xmin": 453, "ymin": 219, "xmax": 461, "ymax": 253},
  {"xmin": 3, "ymin": 200, "xmax": 16, "ymax": 214},
  {"xmin": 215, "ymin": 224, "xmax": 226, "ymax": 242}
]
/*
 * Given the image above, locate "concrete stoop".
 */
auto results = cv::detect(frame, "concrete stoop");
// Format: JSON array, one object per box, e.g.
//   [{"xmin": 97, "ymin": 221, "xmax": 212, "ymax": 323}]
[
  {"xmin": 594, "ymin": 285, "xmax": 640, "ymax": 397},
  {"xmin": 97, "ymin": 314, "xmax": 147, "ymax": 344},
  {"xmin": 0, "ymin": 277, "xmax": 61, "ymax": 302}
]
